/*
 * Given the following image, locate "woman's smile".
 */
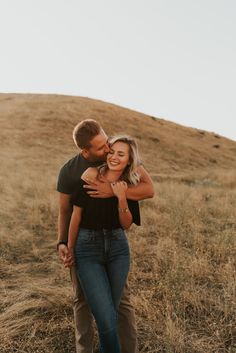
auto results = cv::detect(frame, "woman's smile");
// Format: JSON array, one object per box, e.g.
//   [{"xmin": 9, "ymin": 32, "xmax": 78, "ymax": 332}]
[
  {"xmin": 109, "ymin": 160, "xmax": 120, "ymax": 166},
  {"xmin": 107, "ymin": 141, "xmax": 130, "ymax": 171}
]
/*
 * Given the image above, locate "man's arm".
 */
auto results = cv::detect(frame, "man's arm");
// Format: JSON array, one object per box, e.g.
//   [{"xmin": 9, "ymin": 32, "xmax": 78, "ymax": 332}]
[
  {"xmin": 126, "ymin": 165, "xmax": 155, "ymax": 201},
  {"xmin": 84, "ymin": 165, "xmax": 155, "ymax": 201},
  {"xmin": 57, "ymin": 192, "xmax": 73, "ymax": 266}
]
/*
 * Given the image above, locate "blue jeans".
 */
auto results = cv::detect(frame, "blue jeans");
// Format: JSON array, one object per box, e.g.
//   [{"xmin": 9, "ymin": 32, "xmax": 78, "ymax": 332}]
[{"xmin": 75, "ymin": 228, "xmax": 130, "ymax": 353}]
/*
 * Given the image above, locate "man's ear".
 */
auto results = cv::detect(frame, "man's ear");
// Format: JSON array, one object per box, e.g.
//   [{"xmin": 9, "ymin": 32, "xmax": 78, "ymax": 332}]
[{"xmin": 81, "ymin": 148, "xmax": 89, "ymax": 159}]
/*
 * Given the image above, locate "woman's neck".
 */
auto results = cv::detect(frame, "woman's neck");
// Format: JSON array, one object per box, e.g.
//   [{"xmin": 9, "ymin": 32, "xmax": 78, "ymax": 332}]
[{"xmin": 103, "ymin": 169, "xmax": 123, "ymax": 182}]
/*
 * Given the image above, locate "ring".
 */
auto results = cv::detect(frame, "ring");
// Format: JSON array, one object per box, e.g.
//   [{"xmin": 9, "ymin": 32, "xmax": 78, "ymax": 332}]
[{"xmin": 112, "ymin": 182, "xmax": 116, "ymax": 186}]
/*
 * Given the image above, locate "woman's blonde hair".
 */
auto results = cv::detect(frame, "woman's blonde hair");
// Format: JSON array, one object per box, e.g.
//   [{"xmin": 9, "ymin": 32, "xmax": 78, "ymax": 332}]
[{"xmin": 98, "ymin": 135, "xmax": 141, "ymax": 185}]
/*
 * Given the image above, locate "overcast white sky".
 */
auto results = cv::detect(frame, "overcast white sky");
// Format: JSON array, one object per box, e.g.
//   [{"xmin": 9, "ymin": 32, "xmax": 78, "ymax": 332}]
[{"xmin": 0, "ymin": 0, "xmax": 235, "ymax": 141}]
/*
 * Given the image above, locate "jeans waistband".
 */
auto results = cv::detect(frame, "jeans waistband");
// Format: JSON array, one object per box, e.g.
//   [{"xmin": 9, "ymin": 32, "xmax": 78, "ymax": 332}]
[{"xmin": 79, "ymin": 227, "xmax": 123, "ymax": 235}]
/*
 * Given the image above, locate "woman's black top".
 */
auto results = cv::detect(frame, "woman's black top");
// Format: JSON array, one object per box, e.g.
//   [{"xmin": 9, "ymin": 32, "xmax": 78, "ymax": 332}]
[{"xmin": 71, "ymin": 179, "xmax": 141, "ymax": 230}]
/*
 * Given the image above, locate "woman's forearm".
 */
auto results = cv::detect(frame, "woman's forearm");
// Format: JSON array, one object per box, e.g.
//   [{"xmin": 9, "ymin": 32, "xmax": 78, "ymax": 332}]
[
  {"xmin": 68, "ymin": 206, "xmax": 82, "ymax": 248},
  {"xmin": 118, "ymin": 198, "xmax": 133, "ymax": 229}
]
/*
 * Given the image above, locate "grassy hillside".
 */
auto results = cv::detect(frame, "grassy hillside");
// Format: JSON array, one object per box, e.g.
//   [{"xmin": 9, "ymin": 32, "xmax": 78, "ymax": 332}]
[{"xmin": 0, "ymin": 93, "xmax": 236, "ymax": 353}]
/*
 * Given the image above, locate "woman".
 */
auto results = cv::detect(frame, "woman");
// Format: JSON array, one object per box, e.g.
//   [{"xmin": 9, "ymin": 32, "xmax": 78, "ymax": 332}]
[{"xmin": 67, "ymin": 135, "xmax": 141, "ymax": 353}]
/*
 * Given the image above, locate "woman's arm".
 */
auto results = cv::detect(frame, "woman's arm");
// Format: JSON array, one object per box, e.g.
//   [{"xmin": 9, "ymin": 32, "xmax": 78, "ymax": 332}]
[
  {"xmin": 68, "ymin": 205, "xmax": 83, "ymax": 248},
  {"xmin": 67, "ymin": 205, "xmax": 83, "ymax": 266},
  {"xmin": 81, "ymin": 167, "xmax": 99, "ymax": 182},
  {"xmin": 117, "ymin": 196, "xmax": 133, "ymax": 229},
  {"xmin": 111, "ymin": 181, "xmax": 133, "ymax": 229}
]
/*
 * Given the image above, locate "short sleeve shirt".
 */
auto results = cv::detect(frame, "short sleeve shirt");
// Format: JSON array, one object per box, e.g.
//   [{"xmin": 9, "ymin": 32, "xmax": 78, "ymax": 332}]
[
  {"xmin": 71, "ymin": 179, "xmax": 140, "ymax": 230},
  {"xmin": 57, "ymin": 154, "xmax": 101, "ymax": 194}
]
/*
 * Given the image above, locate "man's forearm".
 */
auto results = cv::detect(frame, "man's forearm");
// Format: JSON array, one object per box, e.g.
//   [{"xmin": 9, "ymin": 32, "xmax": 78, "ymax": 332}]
[
  {"xmin": 126, "ymin": 181, "xmax": 154, "ymax": 201},
  {"xmin": 84, "ymin": 170, "xmax": 155, "ymax": 201},
  {"xmin": 57, "ymin": 210, "xmax": 72, "ymax": 243}
]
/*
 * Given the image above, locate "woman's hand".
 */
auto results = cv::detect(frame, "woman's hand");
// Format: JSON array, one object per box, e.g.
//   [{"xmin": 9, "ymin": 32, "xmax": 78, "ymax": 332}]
[
  {"xmin": 64, "ymin": 247, "xmax": 75, "ymax": 268},
  {"xmin": 111, "ymin": 181, "xmax": 128, "ymax": 200}
]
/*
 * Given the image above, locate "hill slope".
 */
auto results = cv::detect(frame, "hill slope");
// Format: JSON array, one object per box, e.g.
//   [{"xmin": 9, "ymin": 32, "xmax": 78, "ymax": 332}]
[{"xmin": 1, "ymin": 93, "xmax": 236, "ymax": 176}]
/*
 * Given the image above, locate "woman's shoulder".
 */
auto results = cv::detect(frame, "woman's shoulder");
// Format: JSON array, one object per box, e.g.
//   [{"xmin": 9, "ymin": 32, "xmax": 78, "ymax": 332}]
[{"xmin": 81, "ymin": 167, "xmax": 99, "ymax": 182}]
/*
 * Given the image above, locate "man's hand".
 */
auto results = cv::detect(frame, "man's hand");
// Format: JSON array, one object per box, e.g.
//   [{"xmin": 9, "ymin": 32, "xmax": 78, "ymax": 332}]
[
  {"xmin": 58, "ymin": 243, "xmax": 74, "ymax": 268},
  {"xmin": 83, "ymin": 178, "xmax": 114, "ymax": 198}
]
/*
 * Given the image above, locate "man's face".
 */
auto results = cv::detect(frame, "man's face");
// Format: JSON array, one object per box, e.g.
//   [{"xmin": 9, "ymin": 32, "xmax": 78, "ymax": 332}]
[{"xmin": 85, "ymin": 130, "xmax": 110, "ymax": 162}]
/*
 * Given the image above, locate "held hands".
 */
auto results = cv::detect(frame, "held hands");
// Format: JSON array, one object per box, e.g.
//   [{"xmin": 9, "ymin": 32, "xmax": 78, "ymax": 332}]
[
  {"xmin": 58, "ymin": 244, "xmax": 74, "ymax": 268},
  {"xmin": 110, "ymin": 181, "xmax": 128, "ymax": 200}
]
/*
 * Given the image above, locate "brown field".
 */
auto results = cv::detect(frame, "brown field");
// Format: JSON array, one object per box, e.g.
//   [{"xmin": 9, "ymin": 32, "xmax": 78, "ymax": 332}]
[{"xmin": 0, "ymin": 93, "xmax": 236, "ymax": 353}]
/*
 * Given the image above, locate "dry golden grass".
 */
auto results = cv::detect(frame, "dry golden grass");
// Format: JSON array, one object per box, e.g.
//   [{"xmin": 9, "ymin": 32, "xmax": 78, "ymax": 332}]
[{"xmin": 0, "ymin": 93, "xmax": 236, "ymax": 352}]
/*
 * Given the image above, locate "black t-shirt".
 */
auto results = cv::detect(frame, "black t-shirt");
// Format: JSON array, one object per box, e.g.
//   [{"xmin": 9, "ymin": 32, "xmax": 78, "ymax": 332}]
[
  {"xmin": 57, "ymin": 154, "xmax": 102, "ymax": 194},
  {"xmin": 72, "ymin": 179, "xmax": 140, "ymax": 230}
]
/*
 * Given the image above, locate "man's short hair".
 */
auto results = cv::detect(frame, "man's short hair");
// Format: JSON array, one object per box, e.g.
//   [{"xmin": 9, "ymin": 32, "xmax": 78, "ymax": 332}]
[{"xmin": 73, "ymin": 119, "xmax": 102, "ymax": 149}]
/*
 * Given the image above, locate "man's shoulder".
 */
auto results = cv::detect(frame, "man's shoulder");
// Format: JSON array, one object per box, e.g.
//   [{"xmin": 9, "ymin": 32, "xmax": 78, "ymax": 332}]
[
  {"xmin": 58, "ymin": 153, "xmax": 95, "ymax": 186},
  {"xmin": 57, "ymin": 154, "xmax": 83, "ymax": 194},
  {"xmin": 60, "ymin": 154, "xmax": 82, "ymax": 170}
]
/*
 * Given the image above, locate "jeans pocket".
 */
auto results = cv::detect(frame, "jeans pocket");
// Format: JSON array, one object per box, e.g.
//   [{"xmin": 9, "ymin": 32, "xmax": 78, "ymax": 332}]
[
  {"xmin": 78, "ymin": 229, "xmax": 94, "ymax": 243},
  {"xmin": 111, "ymin": 229, "xmax": 127, "ymax": 241}
]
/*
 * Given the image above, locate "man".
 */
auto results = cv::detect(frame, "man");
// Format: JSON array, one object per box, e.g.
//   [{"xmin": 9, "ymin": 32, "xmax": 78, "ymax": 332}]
[{"xmin": 57, "ymin": 119, "xmax": 154, "ymax": 353}]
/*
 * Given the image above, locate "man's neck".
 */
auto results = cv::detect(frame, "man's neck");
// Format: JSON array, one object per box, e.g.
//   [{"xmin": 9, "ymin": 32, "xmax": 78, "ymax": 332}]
[{"xmin": 80, "ymin": 153, "xmax": 103, "ymax": 165}]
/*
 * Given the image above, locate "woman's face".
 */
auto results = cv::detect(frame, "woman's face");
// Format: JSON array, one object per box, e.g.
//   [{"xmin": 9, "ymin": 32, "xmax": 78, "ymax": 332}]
[{"xmin": 107, "ymin": 141, "xmax": 130, "ymax": 172}]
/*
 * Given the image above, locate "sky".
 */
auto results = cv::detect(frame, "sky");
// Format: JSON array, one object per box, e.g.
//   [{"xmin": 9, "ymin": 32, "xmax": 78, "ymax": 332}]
[{"xmin": 0, "ymin": 0, "xmax": 236, "ymax": 141}]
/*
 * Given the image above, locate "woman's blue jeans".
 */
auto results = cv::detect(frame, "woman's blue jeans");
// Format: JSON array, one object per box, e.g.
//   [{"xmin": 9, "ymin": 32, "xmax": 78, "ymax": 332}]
[{"xmin": 74, "ymin": 228, "xmax": 130, "ymax": 353}]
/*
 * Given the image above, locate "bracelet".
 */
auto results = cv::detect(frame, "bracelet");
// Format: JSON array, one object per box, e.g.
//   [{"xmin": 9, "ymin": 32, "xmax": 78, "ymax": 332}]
[
  {"xmin": 56, "ymin": 241, "xmax": 67, "ymax": 251},
  {"xmin": 118, "ymin": 207, "xmax": 129, "ymax": 213}
]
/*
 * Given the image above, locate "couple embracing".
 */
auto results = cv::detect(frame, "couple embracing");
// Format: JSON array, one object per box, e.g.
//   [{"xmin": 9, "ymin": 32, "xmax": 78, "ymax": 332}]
[{"xmin": 57, "ymin": 119, "xmax": 154, "ymax": 353}]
